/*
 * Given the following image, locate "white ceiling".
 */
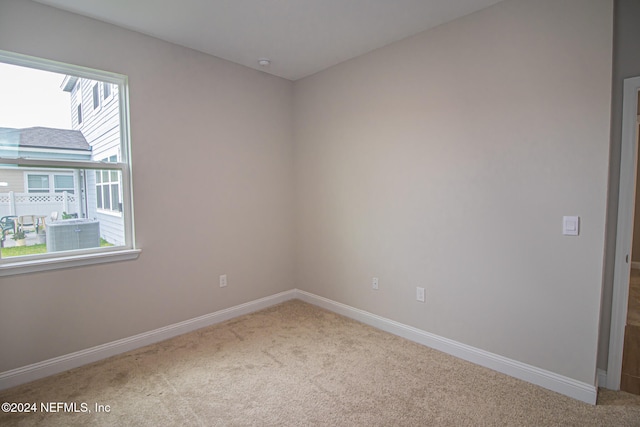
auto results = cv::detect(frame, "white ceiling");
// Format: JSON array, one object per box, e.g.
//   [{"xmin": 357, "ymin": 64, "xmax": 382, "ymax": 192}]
[{"xmin": 34, "ymin": 0, "xmax": 502, "ymax": 81}]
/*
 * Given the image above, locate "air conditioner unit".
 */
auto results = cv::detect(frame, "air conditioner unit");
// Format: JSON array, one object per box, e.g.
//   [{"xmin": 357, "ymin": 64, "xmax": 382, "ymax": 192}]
[{"xmin": 46, "ymin": 219, "xmax": 100, "ymax": 252}]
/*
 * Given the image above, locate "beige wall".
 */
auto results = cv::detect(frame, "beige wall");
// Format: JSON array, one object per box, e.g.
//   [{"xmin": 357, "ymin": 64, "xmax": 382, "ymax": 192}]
[
  {"xmin": 0, "ymin": 0, "xmax": 295, "ymax": 372},
  {"xmin": 294, "ymin": 0, "xmax": 612, "ymax": 384},
  {"xmin": 0, "ymin": 168, "xmax": 23, "ymax": 193}
]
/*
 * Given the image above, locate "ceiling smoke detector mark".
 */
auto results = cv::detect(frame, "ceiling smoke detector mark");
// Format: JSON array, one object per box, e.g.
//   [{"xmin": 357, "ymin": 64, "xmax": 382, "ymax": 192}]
[{"xmin": 258, "ymin": 58, "xmax": 271, "ymax": 67}]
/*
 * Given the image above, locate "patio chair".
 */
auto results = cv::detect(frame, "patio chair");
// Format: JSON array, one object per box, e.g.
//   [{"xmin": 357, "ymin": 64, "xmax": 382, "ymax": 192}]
[
  {"xmin": 17, "ymin": 215, "xmax": 38, "ymax": 234},
  {"xmin": 1, "ymin": 215, "xmax": 17, "ymax": 242}
]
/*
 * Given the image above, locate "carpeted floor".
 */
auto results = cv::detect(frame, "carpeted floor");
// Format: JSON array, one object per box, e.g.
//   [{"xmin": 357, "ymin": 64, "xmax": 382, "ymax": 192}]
[{"xmin": 1, "ymin": 300, "xmax": 639, "ymax": 426}]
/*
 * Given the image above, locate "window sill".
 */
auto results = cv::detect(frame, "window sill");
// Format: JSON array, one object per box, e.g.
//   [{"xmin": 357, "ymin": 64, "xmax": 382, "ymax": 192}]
[
  {"xmin": 96, "ymin": 209, "xmax": 122, "ymax": 217},
  {"xmin": 0, "ymin": 248, "xmax": 141, "ymax": 277}
]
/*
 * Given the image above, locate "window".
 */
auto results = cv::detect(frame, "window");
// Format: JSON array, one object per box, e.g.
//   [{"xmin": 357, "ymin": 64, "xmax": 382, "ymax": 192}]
[
  {"xmin": 92, "ymin": 82, "xmax": 99, "ymax": 110},
  {"xmin": 96, "ymin": 155, "xmax": 121, "ymax": 213},
  {"xmin": 76, "ymin": 82, "xmax": 83, "ymax": 125},
  {"xmin": 27, "ymin": 174, "xmax": 49, "ymax": 193},
  {"xmin": 26, "ymin": 173, "xmax": 75, "ymax": 194},
  {"xmin": 0, "ymin": 50, "xmax": 139, "ymax": 276},
  {"xmin": 54, "ymin": 175, "xmax": 74, "ymax": 194}
]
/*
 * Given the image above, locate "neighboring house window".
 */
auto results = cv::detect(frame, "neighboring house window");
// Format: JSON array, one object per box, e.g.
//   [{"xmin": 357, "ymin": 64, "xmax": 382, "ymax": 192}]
[
  {"xmin": 92, "ymin": 82, "xmax": 99, "ymax": 110},
  {"xmin": 0, "ymin": 50, "xmax": 139, "ymax": 276},
  {"xmin": 76, "ymin": 83, "xmax": 83, "ymax": 125},
  {"xmin": 27, "ymin": 174, "xmax": 49, "ymax": 193},
  {"xmin": 26, "ymin": 173, "xmax": 75, "ymax": 194},
  {"xmin": 96, "ymin": 155, "xmax": 121, "ymax": 213},
  {"xmin": 54, "ymin": 175, "xmax": 74, "ymax": 194}
]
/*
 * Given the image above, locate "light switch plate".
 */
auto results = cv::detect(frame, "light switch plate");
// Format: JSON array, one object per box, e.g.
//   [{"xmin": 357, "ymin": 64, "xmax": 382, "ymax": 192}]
[{"xmin": 563, "ymin": 216, "xmax": 579, "ymax": 236}]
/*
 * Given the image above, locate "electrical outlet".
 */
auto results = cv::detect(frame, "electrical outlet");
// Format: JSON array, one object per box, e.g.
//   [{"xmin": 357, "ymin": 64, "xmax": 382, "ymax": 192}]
[
  {"xmin": 372, "ymin": 277, "xmax": 379, "ymax": 290},
  {"xmin": 416, "ymin": 287, "xmax": 425, "ymax": 302},
  {"xmin": 219, "ymin": 274, "xmax": 227, "ymax": 288}
]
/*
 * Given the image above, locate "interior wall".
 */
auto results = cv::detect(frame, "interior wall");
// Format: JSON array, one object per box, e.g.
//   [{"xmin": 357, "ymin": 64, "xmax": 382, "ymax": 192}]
[
  {"xmin": 599, "ymin": 0, "xmax": 640, "ymax": 372},
  {"xmin": 0, "ymin": 0, "xmax": 295, "ymax": 372},
  {"xmin": 0, "ymin": 0, "xmax": 618, "ymax": 389},
  {"xmin": 294, "ymin": 0, "xmax": 612, "ymax": 385}
]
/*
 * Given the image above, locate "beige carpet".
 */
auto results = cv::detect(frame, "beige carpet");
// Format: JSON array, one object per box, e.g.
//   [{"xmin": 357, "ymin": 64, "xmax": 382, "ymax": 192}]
[{"xmin": 1, "ymin": 300, "xmax": 639, "ymax": 426}]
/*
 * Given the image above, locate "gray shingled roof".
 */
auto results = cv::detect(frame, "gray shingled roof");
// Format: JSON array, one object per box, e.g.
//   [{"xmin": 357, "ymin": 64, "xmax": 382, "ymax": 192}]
[{"xmin": 0, "ymin": 127, "xmax": 91, "ymax": 151}]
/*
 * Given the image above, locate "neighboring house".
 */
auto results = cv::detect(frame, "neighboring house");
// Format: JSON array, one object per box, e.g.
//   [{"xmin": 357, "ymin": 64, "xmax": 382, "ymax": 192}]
[
  {"xmin": 61, "ymin": 75, "xmax": 124, "ymax": 245},
  {"xmin": 0, "ymin": 75, "xmax": 124, "ymax": 245},
  {"xmin": 0, "ymin": 126, "xmax": 90, "ymax": 220}
]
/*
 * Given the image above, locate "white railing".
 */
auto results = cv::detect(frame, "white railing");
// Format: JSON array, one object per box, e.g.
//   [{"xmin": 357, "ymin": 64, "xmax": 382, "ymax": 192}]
[{"xmin": 0, "ymin": 191, "xmax": 80, "ymax": 218}]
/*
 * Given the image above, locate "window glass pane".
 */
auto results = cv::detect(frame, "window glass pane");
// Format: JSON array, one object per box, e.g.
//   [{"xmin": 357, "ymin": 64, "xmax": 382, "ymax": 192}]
[
  {"xmin": 111, "ymin": 184, "xmax": 120, "ymax": 212},
  {"xmin": 92, "ymin": 83, "xmax": 99, "ymax": 109},
  {"xmin": 27, "ymin": 174, "xmax": 49, "ymax": 193},
  {"xmin": 1, "ymin": 164, "xmax": 127, "ymax": 258},
  {"xmin": 0, "ymin": 65, "xmax": 118, "ymax": 166},
  {"xmin": 103, "ymin": 185, "xmax": 111, "ymax": 210},
  {"xmin": 110, "ymin": 170, "xmax": 118, "ymax": 181},
  {"xmin": 95, "ymin": 170, "xmax": 101, "ymax": 183},
  {"xmin": 96, "ymin": 185, "xmax": 102, "ymax": 209},
  {"xmin": 102, "ymin": 170, "xmax": 109, "ymax": 182},
  {"xmin": 54, "ymin": 175, "xmax": 73, "ymax": 189}
]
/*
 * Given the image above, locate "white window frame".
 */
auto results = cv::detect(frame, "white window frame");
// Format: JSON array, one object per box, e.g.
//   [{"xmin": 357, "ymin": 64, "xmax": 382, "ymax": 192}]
[{"xmin": 0, "ymin": 50, "xmax": 139, "ymax": 276}]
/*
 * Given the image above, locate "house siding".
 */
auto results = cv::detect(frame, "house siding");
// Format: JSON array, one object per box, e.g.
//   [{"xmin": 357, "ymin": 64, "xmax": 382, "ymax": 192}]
[
  {"xmin": 71, "ymin": 79, "xmax": 124, "ymax": 245},
  {"xmin": 0, "ymin": 168, "xmax": 23, "ymax": 193}
]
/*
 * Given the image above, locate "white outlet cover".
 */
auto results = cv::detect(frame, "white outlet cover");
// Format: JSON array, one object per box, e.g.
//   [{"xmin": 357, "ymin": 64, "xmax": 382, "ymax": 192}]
[
  {"xmin": 372, "ymin": 277, "xmax": 379, "ymax": 290},
  {"xmin": 416, "ymin": 287, "xmax": 425, "ymax": 302}
]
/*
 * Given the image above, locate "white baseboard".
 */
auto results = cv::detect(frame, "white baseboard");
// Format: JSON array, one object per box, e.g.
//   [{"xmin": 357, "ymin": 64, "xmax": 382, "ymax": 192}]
[
  {"xmin": 0, "ymin": 290, "xmax": 297, "ymax": 391},
  {"xmin": 0, "ymin": 288, "xmax": 598, "ymax": 405},
  {"xmin": 294, "ymin": 290, "xmax": 598, "ymax": 405}
]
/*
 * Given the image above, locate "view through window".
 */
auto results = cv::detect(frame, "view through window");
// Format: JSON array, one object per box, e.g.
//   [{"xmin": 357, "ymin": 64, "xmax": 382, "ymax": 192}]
[{"xmin": 0, "ymin": 52, "xmax": 134, "ymax": 267}]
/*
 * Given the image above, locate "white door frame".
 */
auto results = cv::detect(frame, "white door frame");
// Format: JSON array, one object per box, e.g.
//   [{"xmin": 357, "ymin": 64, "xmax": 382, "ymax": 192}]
[{"xmin": 607, "ymin": 76, "xmax": 640, "ymax": 390}]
